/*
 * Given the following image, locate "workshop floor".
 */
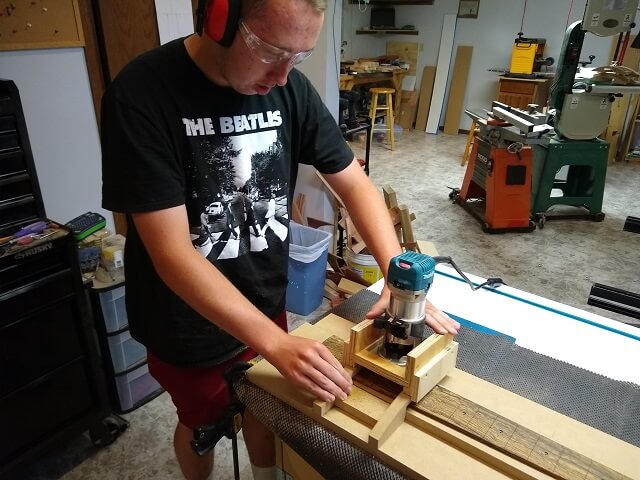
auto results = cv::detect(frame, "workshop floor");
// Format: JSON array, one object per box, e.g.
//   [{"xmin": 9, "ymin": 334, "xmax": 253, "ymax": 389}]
[{"xmin": 22, "ymin": 129, "xmax": 640, "ymax": 480}]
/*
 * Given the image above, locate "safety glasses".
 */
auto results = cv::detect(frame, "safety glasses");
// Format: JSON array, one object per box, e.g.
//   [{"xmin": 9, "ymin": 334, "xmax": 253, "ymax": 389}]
[{"xmin": 239, "ymin": 21, "xmax": 313, "ymax": 66}]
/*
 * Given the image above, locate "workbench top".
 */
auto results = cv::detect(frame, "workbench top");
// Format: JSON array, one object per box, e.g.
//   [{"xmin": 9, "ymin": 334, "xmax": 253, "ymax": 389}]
[{"xmin": 406, "ymin": 265, "xmax": 640, "ymax": 385}]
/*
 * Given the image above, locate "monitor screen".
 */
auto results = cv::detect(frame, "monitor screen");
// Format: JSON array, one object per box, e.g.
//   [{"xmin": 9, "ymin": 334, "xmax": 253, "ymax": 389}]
[{"xmin": 370, "ymin": 7, "xmax": 396, "ymax": 30}]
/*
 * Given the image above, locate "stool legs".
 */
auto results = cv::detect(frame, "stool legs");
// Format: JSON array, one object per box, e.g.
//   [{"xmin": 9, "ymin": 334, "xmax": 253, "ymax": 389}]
[{"xmin": 369, "ymin": 91, "xmax": 395, "ymax": 150}]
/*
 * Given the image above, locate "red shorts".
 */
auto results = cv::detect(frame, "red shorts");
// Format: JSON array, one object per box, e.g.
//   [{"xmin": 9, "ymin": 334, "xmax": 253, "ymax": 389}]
[{"xmin": 147, "ymin": 311, "xmax": 287, "ymax": 430}]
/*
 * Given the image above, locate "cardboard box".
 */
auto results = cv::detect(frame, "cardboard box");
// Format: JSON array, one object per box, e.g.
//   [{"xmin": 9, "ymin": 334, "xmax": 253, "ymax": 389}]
[{"xmin": 397, "ymin": 90, "xmax": 418, "ymax": 129}]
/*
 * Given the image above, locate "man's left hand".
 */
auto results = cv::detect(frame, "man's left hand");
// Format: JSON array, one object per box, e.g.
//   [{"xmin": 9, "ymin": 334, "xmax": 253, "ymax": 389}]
[{"xmin": 366, "ymin": 287, "xmax": 460, "ymax": 335}]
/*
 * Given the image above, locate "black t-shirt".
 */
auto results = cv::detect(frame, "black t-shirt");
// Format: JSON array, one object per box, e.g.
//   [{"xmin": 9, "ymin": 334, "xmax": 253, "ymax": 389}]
[{"xmin": 101, "ymin": 37, "xmax": 353, "ymax": 367}]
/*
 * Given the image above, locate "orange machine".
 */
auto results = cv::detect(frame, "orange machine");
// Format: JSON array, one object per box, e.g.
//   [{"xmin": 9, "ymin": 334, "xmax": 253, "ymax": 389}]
[{"xmin": 453, "ymin": 137, "xmax": 535, "ymax": 233}]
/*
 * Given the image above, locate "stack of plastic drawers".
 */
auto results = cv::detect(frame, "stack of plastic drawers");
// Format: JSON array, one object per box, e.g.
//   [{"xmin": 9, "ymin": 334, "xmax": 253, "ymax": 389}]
[{"xmin": 91, "ymin": 282, "xmax": 163, "ymax": 413}]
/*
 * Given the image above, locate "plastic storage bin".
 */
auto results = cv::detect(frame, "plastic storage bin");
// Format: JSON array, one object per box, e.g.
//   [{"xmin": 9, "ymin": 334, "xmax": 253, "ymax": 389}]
[
  {"xmin": 114, "ymin": 362, "xmax": 161, "ymax": 413},
  {"xmin": 98, "ymin": 284, "xmax": 128, "ymax": 333},
  {"xmin": 286, "ymin": 222, "xmax": 332, "ymax": 315},
  {"xmin": 107, "ymin": 329, "xmax": 147, "ymax": 374}
]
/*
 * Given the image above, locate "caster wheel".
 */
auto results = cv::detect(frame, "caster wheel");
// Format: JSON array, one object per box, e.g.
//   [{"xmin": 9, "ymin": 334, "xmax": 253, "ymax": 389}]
[
  {"xmin": 537, "ymin": 215, "xmax": 546, "ymax": 229},
  {"xmin": 593, "ymin": 212, "xmax": 605, "ymax": 222},
  {"xmin": 90, "ymin": 417, "xmax": 128, "ymax": 447}
]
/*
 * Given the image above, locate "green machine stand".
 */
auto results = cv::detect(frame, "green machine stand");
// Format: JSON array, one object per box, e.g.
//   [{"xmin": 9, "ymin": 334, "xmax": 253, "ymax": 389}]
[{"xmin": 531, "ymin": 137, "xmax": 608, "ymax": 227}]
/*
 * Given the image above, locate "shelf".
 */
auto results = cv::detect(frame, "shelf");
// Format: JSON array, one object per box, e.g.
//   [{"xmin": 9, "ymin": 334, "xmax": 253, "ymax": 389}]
[{"xmin": 356, "ymin": 29, "xmax": 419, "ymax": 35}]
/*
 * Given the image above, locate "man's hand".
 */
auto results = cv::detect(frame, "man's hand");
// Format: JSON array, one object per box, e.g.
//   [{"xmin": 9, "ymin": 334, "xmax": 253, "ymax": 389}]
[
  {"xmin": 366, "ymin": 287, "xmax": 460, "ymax": 335},
  {"xmin": 266, "ymin": 334, "xmax": 353, "ymax": 403}
]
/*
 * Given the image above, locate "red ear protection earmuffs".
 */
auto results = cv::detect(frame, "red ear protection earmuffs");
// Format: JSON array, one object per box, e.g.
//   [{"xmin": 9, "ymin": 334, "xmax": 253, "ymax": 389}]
[{"xmin": 195, "ymin": 0, "xmax": 242, "ymax": 47}]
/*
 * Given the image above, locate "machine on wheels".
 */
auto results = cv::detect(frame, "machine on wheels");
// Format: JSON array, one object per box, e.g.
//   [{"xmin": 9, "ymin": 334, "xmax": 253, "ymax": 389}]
[
  {"xmin": 453, "ymin": 0, "xmax": 640, "ymax": 231},
  {"xmin": 450, "ymin": 102, "xmax": 552, "ymax": 233}
]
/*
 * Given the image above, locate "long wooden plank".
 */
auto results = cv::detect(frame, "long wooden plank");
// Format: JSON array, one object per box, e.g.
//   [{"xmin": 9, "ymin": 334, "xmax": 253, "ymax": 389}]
[
  {"xmin": 414, "ymin": 386, "xmax": 631, "ymax": 480},
  {"xmin": 443, "ymin": 46, "xmax": 473, "ymax": 135},
  {"xmin": 426, "ymin": 14, "xmax": 457, "ymax": 134},
  {"xmin": 415, "ymin": 66, "xmax": 436, "ymax": 131}
]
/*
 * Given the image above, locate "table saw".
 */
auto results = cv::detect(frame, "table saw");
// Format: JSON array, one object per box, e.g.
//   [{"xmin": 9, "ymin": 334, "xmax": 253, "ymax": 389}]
[{"xmin": 237, "ymin": 266, "xmax": 639, "ymax": 479}]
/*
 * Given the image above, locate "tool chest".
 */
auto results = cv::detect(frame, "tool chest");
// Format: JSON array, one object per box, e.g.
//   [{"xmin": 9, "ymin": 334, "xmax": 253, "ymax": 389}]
[
  {"xmin": 0, "ymin": 228, "xmax": 111, "ymax": 477},
  {"xmin": 0, "ymin": 78, "xmax": 111, "ymax": 478},
  {"xmin": 91, "ymin": 281, "xmax": 163, "ymax": 413}
]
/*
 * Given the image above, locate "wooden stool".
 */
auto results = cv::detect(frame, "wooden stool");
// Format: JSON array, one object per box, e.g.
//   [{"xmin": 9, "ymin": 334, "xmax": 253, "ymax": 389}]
[{"xmin": 369, "ymin": 87, "xmax": 395, "ymax": 150}]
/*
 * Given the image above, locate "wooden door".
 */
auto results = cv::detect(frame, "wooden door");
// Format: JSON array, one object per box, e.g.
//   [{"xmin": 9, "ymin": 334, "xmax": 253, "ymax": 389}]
[{"xmin": 80, "ymin": 0, "xmax": 164, "ymax": 234}]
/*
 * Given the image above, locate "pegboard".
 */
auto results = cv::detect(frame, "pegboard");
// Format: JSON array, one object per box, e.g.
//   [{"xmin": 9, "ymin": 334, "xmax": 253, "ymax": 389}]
[{"xmin": 0, "ymin": 0, "xmax": 84, "ymax": 51}]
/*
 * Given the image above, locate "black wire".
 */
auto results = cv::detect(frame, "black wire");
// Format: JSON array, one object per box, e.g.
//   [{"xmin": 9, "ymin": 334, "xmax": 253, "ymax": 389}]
[
  {"xmin": 433, "ymin": 256, "xmax": 506, "ymax": 291},
  {"xmin": 332, "ymin": 0, "xmax": 340, "ymax": 88},
  {"xmin": 520, "ymin": 0, "xmax": 527, "ymax": 33}
]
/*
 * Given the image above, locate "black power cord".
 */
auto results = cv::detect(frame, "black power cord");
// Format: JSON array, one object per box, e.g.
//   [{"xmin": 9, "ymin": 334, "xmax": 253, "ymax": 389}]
[{"xmin": 432, "ymin": 256, "xmax": 506, "ymax": 291}]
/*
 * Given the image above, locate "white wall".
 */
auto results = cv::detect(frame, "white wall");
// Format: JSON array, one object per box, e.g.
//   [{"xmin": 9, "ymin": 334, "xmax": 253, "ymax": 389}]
[
  {"xmin": 0, "ymin": 48, "xmax": 116, "ymax": 232},
  {"xmin": 342, "ymin": 0, "xmax": 620, "ymax": 132},
  {"xmin": 295, "ymin": 0, "xmax": 344, "ymax": 228}
]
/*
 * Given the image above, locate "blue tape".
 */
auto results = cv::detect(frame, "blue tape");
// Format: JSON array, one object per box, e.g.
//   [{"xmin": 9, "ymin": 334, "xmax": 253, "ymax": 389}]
[
  {"xmin": 447, "ymin": 313, "xmax": 516, "ymax": 343},
  {"xmin": 436, "ymin": 270, "xmax": 640, "ymax": 342}
]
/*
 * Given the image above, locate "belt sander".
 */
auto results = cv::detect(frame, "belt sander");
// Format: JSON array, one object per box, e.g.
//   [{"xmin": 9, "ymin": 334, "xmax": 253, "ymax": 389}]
[{"xmin": 450, "ymin": 101, "xmax": 553, "ymax": 233}]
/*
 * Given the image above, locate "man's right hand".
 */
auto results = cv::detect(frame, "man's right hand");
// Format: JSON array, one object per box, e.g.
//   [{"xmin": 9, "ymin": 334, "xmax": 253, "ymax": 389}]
[{"xmin": 266, "ymin": 333, "xmax": 352, "ymax": 403}]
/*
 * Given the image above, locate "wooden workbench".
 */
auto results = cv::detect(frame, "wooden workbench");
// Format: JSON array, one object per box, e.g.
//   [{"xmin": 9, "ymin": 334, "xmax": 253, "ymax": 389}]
[
  {"xmin": 340, "ymin": 70, "xmax": 407, "ymax": 119},
  {"xmin": 247, "ymin": 314, "xmax": 639, "ymax": 480}
]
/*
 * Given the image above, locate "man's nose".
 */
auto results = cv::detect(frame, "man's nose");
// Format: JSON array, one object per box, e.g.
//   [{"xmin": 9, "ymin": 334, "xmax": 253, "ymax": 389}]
[{"xmin": 267, "ymin": 62, "xmax": 291, "ymax": 87}]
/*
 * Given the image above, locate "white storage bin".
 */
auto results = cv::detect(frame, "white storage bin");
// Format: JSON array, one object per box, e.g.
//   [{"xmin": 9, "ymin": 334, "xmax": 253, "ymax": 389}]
[
  {"xmin": 114, "ymin": 362, "xmax": 161, "ymax": 412},
  {"xmin": 107, "ymin": 329, "xmax": 146, "ymax": 374},
  {"xmin": 99, "ymin": 284, "xmax": 128, "ymax": 333}
]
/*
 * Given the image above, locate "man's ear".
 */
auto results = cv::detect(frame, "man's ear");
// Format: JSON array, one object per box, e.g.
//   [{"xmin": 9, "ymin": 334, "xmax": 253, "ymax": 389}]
[{"xmin": 196, "ymin": 0, "xmax": 241, "ymax": 47}]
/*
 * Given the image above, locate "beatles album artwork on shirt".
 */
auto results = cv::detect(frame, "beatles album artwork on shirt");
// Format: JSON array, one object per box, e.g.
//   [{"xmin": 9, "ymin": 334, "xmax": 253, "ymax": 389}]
[{"xmin": 187, "ymin": 126, "xmax": 289, "ymax": 260}]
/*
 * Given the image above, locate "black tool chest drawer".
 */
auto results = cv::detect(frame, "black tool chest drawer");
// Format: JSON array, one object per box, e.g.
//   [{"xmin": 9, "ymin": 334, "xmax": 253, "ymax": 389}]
[
  {"xmin": 0, "ymin": 228, "xmax": 110, "ymax": 478},
  {"xmin": 0, "ymin": 80, "xmax": 44, "ymax": 233},
  {"xmin": 0, "ymin": 297, "xmax": 83, "ymax": 392},
  {"xmin": 0, "ymin": 359, "xmax": 94, "ymax": 462}
]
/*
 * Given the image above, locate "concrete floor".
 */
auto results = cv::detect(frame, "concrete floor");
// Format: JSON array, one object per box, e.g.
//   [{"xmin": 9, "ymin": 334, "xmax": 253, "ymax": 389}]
[{"xmin": 19, "ymin": 129, "xmax": 640, "ymax": 480}]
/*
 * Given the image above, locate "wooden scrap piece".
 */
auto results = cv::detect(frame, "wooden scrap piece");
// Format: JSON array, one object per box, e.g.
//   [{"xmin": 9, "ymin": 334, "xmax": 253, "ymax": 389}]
[
  {"xmin": 337, "ymin": 277, "xmax": 366, "ymax": 296},
  {"xmin": 368, "ymin": 393, "xmax": 412, "ymax": 450}
]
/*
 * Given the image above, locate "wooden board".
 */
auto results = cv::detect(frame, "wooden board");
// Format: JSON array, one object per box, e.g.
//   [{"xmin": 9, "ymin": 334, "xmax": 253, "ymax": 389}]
[
  {"xmin": 414, "ymin": 386, "xmax": 631, "ymax": 480},
  {"xmin": 443, "ymin": 46, "xmax": 473, "ymax": 135},
  {"xmin": 415, "ymin": 66, "xmax": 436, "ymax": 131},
  {"xmin": 426, "ymin": 14, "xmax": 457, "ymax": 134},
  {"xmin": 0, "ymin": 0, "xmax": 84, "ymax": 50},
  {"xmin": 246, "ymin": 314, "xmax": 640, "ymax": 480},
  {"xmin": 396, "ymin": 90, "xmax": 419, "ymax": 129},
  {"xmin": 386, "ymin": 41, "xmax": 419, "ymax": 76}
]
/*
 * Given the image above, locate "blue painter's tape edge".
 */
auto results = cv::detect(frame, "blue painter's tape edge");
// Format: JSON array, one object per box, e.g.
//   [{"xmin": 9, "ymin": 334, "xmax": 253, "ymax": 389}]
[{"xmin": 436, "ymin": 270, "xmax": 640, "ymax": 342}]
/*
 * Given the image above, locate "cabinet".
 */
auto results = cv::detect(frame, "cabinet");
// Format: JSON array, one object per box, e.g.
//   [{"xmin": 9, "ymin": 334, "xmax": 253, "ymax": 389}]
[
  {"xmin": 0, "ymin": 228, "xmax": 111, "ymax": 478},
  {"xmin": 91, "ymin": 282, "xmax": 163, "ymax": 413},
  {"xmin": 496, "ymin": 77, "xmax": 550, "ymax": 110},
  {"xmin": 0, "ymin": 78, "xmax": 111, "ymax": 478}
]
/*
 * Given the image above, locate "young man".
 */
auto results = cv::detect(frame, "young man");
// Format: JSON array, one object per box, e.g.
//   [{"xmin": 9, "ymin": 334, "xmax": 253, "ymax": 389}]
[{"xmin": 101, "ymin": 0, "xmax": 459, "ymax": 479}]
